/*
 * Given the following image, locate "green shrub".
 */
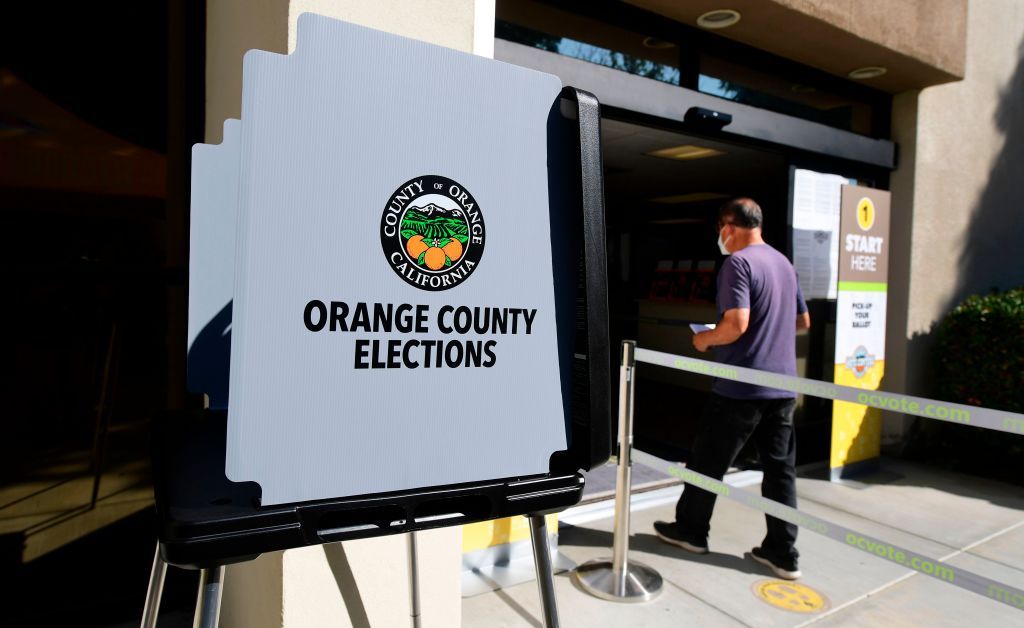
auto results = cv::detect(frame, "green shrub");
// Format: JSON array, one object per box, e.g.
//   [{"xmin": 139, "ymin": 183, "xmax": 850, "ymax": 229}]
[
  {"xmin": 908, "ymin": 287, "xmax": 1024, "ymax": 486},
  {"xmin": 933, "ymin": 286, "xmax": 1024, "ymax": 413}
]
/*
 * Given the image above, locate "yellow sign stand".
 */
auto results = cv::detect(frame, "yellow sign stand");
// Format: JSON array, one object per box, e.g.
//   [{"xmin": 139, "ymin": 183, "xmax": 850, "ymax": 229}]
[
  {"xmin": 462, "ymin": 514, "xmax": 559, "ymax": 554},
  {"xmin": 461, "ymin": 514, "xmax": 563, "ymax": 596},
  {"xmin": 830, "ymin": 361, "xmax": 885, "ymax": 470},
  {"xmin": 830, "ymin": 185, "xmax": 890, "ymax": 480}
]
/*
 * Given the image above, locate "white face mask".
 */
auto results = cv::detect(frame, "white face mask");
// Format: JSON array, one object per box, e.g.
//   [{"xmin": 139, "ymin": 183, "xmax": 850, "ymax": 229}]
[{"xmin": 717, "ymin": 227, "xmax": 732, "ymax": 255}]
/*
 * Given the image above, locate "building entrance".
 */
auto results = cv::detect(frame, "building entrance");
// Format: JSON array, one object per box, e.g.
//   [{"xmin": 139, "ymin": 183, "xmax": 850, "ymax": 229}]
[
  {"xmin": 600, "ymin": 117, "xmax": 827, "ymax": 466},
  {"xmin": 490, "ymin": 0, "xmax": 898, "ymax": 468}
]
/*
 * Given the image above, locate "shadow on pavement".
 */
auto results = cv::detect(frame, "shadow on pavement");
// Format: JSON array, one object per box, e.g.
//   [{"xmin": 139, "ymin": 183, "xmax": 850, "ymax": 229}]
[{"xmin": 561, "ymin": 525, "xmax": 765, "ymax": 576}]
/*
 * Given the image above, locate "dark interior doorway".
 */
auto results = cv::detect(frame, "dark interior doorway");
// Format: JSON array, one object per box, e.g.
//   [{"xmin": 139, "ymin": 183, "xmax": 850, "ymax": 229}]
[
  {"xmin": 1, "ymin": 2, "xmax": 203, "ymax": 625},
  {"xmin": 599, "ymin": 116, "xmax": 830, "ymax": 466}
]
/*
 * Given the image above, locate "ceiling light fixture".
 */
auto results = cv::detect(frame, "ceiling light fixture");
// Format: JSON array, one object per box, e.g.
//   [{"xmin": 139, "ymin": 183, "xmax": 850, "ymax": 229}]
[
  {"xmin": 646, "ymin": 144, "xmax": 726, "ymax": 161},
  {"xmin": 697, "ymin": 9, "xmax": 741, "ymax": 29},
  {"xmin": 650, "ymin": 192, "xmax": 729, "ymax": 204},
  {"xmin": 642, "ymin": 36, "xmax": 676, "ymax": 49},
  {"xmin": 847, "ymin": 66, "xmax": 887, "ymax": 80}
]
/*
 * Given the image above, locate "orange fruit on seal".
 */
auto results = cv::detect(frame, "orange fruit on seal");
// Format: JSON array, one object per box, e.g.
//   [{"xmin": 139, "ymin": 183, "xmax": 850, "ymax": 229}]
[
  {"xmin": 424, "ymin": 247, "xmax": 447, "ymax": 270},
  {"xmin": 442, "ymin": 239, "xmax": 463, "ymax": 261},
  {"xmin": 406, "ymin": 234, "xmax": 429, "ymax": 259}
]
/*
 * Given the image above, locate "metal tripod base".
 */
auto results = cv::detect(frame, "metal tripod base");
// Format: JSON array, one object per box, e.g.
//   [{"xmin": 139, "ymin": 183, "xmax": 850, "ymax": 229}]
[{"xmin": 573, "ymin": 558, "xmax": 663, "ymax": 603}]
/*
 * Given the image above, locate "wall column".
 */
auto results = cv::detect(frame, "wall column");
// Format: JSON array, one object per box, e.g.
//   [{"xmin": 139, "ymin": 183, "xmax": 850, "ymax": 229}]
[{"xmin": 205, "ymin": 1, "xmax": 493, "ymax": 625}]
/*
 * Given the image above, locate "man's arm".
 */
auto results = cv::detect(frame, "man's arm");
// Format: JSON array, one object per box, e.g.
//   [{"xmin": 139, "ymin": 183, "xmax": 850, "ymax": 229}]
[
  {"xmin": 795, "ymin": 278, "xmax": 809, "ymax": 331},
  {"xmin": 694, "ymin": 308, "xmax": 749, "ymax": 352}
]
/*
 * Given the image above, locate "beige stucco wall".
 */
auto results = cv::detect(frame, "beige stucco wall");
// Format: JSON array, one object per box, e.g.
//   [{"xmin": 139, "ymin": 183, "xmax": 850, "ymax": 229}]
[
  {"xmin": 628, "ymin": 0, "xmax": 966, "ymax": 91},
  {"xmin": 286, "ymin": 0, "xmax": 479, "ymax": 54},
  {"xmin": 205, "ymin": 0, "xmax": 288, "ymax": 144},
  {"xmin": 771, "ymin": 0, "xmax": 967, "ymax": 78},
  {"xmin": 219, "ymin": 527, "xmax": 463, "ymax": 628},
  {"xmin": 206, "ymin": 2, "xmax": 492, "ymax": 625},
  {"xmin": 205, "ymin": 0, "xmax": 489, "ymax": 143},
  {"xmin": 885, "ymin": 0, "xmax": 1024, "ymax": 439}
]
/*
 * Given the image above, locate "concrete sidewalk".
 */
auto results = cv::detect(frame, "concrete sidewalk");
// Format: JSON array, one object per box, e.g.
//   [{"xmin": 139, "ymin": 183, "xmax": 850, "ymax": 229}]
[{"xmin": 463, "ymin": 458, "xmax": 1024, "ymax": 627}]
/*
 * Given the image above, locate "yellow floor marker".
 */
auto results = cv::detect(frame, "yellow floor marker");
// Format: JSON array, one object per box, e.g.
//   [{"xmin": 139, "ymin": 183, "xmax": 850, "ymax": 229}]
[{"xmin": 753, "ymin": 580, "xmax": 830, "ymax": 613}]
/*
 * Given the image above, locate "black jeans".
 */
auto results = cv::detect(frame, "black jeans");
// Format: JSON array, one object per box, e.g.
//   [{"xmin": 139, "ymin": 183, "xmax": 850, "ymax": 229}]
[{"xmin": 675, "ymin": 393, "xmax": 799, "ymax": 559}]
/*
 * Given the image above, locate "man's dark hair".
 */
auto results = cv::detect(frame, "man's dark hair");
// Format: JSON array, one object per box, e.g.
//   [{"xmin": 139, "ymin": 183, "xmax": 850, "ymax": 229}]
[{"xmin": 719, "ymin": 197, "xmax": 763, "ymax": 229}]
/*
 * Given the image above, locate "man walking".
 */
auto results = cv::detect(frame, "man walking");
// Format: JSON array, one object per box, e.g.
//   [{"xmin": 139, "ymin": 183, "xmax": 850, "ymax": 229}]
[{"xmin": 654, "ymin": 198, "xmax": 810, "ymax": 580}]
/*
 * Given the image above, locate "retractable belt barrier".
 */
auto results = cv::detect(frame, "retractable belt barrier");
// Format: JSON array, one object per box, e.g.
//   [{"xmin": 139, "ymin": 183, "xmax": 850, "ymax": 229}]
[
  {"xmin": 629, "ymin": 347, "xmax": 1024, "ymax": 612},
  {"xmin": 631, "ymin": 450, "xmax": 1024, "ymax": 612},
  {"xmin": 635, "ymin": 348, "xmax": 1024, "ymax": 436}
]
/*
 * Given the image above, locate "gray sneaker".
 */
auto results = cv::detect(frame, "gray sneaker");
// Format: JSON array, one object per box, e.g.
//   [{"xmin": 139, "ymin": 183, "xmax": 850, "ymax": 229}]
[{"xmin": 653, "ymin": 521, "xmax": 709, "ymax": 554}]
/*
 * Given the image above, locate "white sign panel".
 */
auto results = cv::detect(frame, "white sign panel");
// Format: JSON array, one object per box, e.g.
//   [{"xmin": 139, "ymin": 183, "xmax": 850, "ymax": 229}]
[
  {"xmin": 226, "ymin": 15, "xmax": 568, "ymax": 505},
  {"xmin": 834, "ymin": 289, "xmax": 887, "ymax": 369},
  {"xmin": 187, "ymin": 119, "xmax": 240, "ymax": 410}
]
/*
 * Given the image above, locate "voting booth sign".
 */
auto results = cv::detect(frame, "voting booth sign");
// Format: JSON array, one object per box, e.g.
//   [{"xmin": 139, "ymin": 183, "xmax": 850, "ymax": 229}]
[
  {"xmin": 155, "ymin": 14, "xmax": 610, "ymax": 571},
  {"xmin": 228, "ymin": 15, "xmax": 569, "ymax": 505}
]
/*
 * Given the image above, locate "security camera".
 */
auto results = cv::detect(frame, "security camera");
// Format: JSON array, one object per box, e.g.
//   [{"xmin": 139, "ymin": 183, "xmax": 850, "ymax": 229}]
[{"xmin": 685, "ymin": 107, "xmax": 733, "ymax": 129}]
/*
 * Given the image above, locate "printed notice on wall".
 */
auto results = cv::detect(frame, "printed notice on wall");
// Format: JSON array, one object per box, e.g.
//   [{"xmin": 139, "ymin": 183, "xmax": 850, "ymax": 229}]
[{"xmin": 791, "ymin": 168, "xmax": 852, "ymax": 299}]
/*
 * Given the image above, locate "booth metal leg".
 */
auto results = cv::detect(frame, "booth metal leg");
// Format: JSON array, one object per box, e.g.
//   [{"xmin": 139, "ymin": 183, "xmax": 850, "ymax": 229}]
[
  {"xmin": 407, "ymin": 532, "xmax": 422, "ymax": 628},
  {"xmin": 193, "ymin": 565, "xmax": 226, "ymax": 628},
  {"xmin": 140, "ymin": 542, "xmax": 167, "ymax": 628},
  {"xmin": 528, "ymin": 514, "xmax": 559, "ymax": 628}
]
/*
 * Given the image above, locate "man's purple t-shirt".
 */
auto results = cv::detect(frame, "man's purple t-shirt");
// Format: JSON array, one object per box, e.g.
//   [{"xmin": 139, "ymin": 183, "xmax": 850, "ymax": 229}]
[{"xmin": 712, "ymin": 243, "xmax": 807, "ymax": 400}]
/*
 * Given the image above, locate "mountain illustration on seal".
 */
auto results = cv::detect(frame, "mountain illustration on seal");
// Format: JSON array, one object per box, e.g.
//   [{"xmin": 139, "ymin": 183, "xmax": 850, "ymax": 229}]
[
  {"xmin": 401, "ymin": 204, "xmax": 470, "ymax": 241},
  {"xmin": 401, "ymin": 203, "xmax": 470, "ymax": 271},
  {"xmin": 412, "ymin": 202, "xmax": 460, "ymax": 217}
]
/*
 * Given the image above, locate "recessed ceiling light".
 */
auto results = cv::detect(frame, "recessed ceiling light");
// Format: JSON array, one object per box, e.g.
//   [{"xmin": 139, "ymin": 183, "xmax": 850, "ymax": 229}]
[
  {"xmin": 848, "ymin": 66, "xmax": 887, "ymax": 80},
  {"xmin": 650, "ymin": 192, "xmax": 729, "ymax": 204},
  {"xmin": 647, "ymin": 145, "xmax": 726, "ymax": 161},
  {"xmin": 642, "ymin": 36, "xmax": 676, "ymax": 50},
  {"xmin": 790, "ymin": 83, "xmax": 817, "ymax": 94},
  {"xmin": 697, "ymin": 9, "xmax": 741, "ymax": 29}
]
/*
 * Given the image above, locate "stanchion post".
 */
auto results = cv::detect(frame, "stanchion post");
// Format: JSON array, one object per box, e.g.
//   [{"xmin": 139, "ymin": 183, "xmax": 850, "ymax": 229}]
[
  {"xmin": 611, "ymin": 340, "xmax": 636, "ymax": 595},
  {"xmin": 572, "ymin": 340, "xmax": 662, "ymax": 603}
]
